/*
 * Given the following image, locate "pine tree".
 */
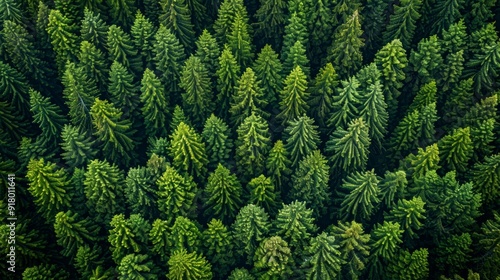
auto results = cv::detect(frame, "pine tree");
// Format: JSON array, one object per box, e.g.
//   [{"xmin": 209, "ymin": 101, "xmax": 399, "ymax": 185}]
[
  {"xmin": 281, "ymin": 8, "xmax": 308, "ymax": 64},
  {"xmin": 440, "ymin": 50, "xmax": 465, "ymax": 92},
  {"xmin": 308, "ymin": 63, "xmax": 339, "ymax": 127},
  {"xmin": 465, "ymin": 0, "xmax": 496, "ymax": 31},
  {"xmin": 470, "ymin": 118, "xmax": 496, "ymax": 161},
  {"xmin": 213, "ymin": 0, "xmax": 250, "ymax": 45},
  {"xmin": 108, "ymin": 61, "xmax": 140, "ymax": 121},
  {"xmin": 108, "ymin": 214, "xmax": 151, "ymax": 263},
  {"xmin": 252, "ymin": 45, "xmax": 283, "ymax": 107},
  {"xmin": 74, "ymin": 244, "xmax": 104, "ymax": 279},
  {"xmin": 156, "ymin": 165, "xmax": 196, "ymax": 223},
  {"xmin": 170, "ymin": 105, "xmax": 191, "ymax": 132},
  {"xmin": 131, "ymin": 11, "xmax": 156, "ymax": 68},
  {"xmin": 438, "ymin": 127, "xmax": 473, "ymax": 172},
  {"xmin": 78, "ymin": 41, "xmax": 108, "ymax": 91},
  {"xmin": 383, "ymin": 0, "xmax": 423, "ymax": 48},
  {"xmin": 254, "ymin": 0, "xmax": 286, "ymax": 48},
  {"xmin": 60, "ymin": 125, "xmax": 97, "ymax": 169},
  {"xmin": 277, "ymin": 66, "xmax": 309, "ymax": 125},
  {"xmin": 168, "ymin": 249, "xmax": 212, "ymax": 280},
  {"xmin": 0, "ymin": 0, "xmax": 23, "ymax": 24},
  {"xmin": 282, "ymin": 40, "xmax": 310, "ymax": 78},
  {"xmin": 386, "ymin": 248, "xmax": 429, "ymax": 280},
  {"xmin": 168, "ymin": 216, "xmax": 202, "ymax": 254},
  {"xmin": 339, "ymin": 170, "xmax": 380, "ymax": 222},
  {"xmin": 290, "ymin": 150, "xmax": 330, "ymax": 217},
  {"xmin": 409, "ymin": 35, "xmax": 443, "ymax": 86},
  {"xmin": 327, "ymin": 77, "xmax": 362, "ymax": 130},
  {"xmin": 107, "ymin": 0, "xmax": 136, "ymax": 28},
  {"xmin": 441, "ymin": 19, "xmax": 468, "ymax": 54},
  {"xmin": 284, "ymin": 114, "xmax": 320, "ymax": 168},
  {"xmin": 472, "ymin": 153, "xmax": 500, "ymax": 204},
  {"xmin": 370, "ymin": 221, "xmax": 403, "ymax": 260},
  {"xmin": 429, "ymin": 0, "xmax": 465, "ymax": 34},
  {"xmin": 385, "ymin": 197, "xmax": 426, "ymax": 240},
  {"xmin": 302, "ymin": 232, "xmax": 343, "ymax": 280},
  {"xmin": 26, "ymin": 158, "xmax": 71, "ymax": 222},
  {"xmin": 203, "ymin": 219, "xmax": 235, "ymax": 278},
  {"xmin": 149, "ymin": 219, "xmax": 170, "ymax": 262},
  {"xmin": 118, "ymin": 254, "xmax": 158, "ymax": 279},
  {"xmin": 90, "ymin": 98, "xmax": 136, "ymax": 166},
  {"xmin": 266, "ymin": 140, "xmax": 292, "ymax": 191},
  {"xmin": 54, "ymin": 210, "xmax": 99, "ymax": 257},
  {"xmin": 22, "ymin": 264, "xmax": 70, "ymax": 279},
  {"xmin": 202, "ymin": 114, "xmax": 233, "ymax": 169},
  {"xmin": 106, "ymin": 25, "xmax": 142, "ymax": 75},
  {"xmin": 253, "ymin": 236, "xmax": 292, "ymax": 279},
  {"xmin": 0, "ymin": 61, "xmax": 30, "ymax": 117},
  {"xmin": 47, "ymin": 9, "xmax": 78, "ymax": 72},
  {"xmin": 153, "ymin": 25, "xmax": 185, "ymax": 99},
  {"xmin": 405, "ymin": 143, "xmax": 440, "ymax": 180},
  {"xmin": 248, "ymin": 175, "xmax": 278, "ymax": 215},
  {"xmin": 476, "ymin": 211, "xmax": 500, "ymax": 278},
  {"xmin": 408, "ymin": 80, "xmax": 437, "ymax": 112},
  {"xmin": 330, "ymin": 221, "xmax": 370, "ymax": 280},
  {"xmin": 159, "ymin": 0, "xmax": 196, "ymax": 50},
  {"xmin": 195, "ymin": 30, "xmax": 220, "ymax": 81},
  {"xmin": 80, "ymin": 8, "xmax": 108, "ymax": 50},
  {"xmin": 327, "ymin": 10, "xmax": 364, "ymax": 78},
  {"xmin": 184, "ymin": 0, "xmax": 207, "ymax": 33},
  {"xmin": 140, "ymin": 68, "xmax": 168, "ymax": 138},
  {"xmin": 362, "ymin": 0, "xmax": 388, "ymax": 51},
  {"xmin": 388, "ymin": 110, "xmax": 421, "ymax": 159},
  {"xmin": 273, "ymin": 200, "xmax": 318, "ymax": 256},
  {"xmin": 230, "ymin": 67, "xmax": 268, "ymax": 125},
  {"xmin": 180, "ymin": 55, "xmax": 214, "ymax": 126},
  {"xmin": 326, "ymin": 118, "xmax": 371, "ymax": 173},
  {"xmin": 216, "ymin": 45, "xmax": 240, "ymax": 120},
  {"xmin": 232, "ymin": 204, "xmax": 270, "ymax": 262},
  {"xmin": 29, "ymin": 89, "xmax": 66, "ymax": 149},
  {"xmin": 125, "ymin": 167, "xmax": 158, "ymax": 219},
  {"xmin": 307, "ymin": 0, "xmax": 335, "ymax": 67},
  {"xmin": 466, "ymin": 41, "xmax": 500, "ymax": 93},
  {"xmin": 235, "ymin": 113, "xmax": 271, "ymax": 179},
  {"xmin": 435, "ymin": 233, "xmax": 472, "ymax": 275},
  {"xmin": 169, "ymin": 122, "xmax": 208, "ymax": 179},
  {"xmin": 228, "ymin": 13, "xmax": 254, "ymax": 69},
  {"xmin": 204, "ymin": 164, "xmax": 243, "ymax": 224},
  {"xmin": 84, "ymin": 159, "xmax": 126, "ymax": 224},
  {"xmin": 374, "ymin": 39, "xmax": 408, "ymax": 119},
  {"xmin": 228, "ymin": 268, "xmax": 255, "ymax": 280},
  {"xmin": 444, "ymin": 78, "xmax": 474, "ymax": 124}
]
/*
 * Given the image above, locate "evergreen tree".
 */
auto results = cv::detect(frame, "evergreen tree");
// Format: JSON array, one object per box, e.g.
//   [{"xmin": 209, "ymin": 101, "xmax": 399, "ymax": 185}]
[
  {"xmin": 383, "ymin": 0, "xmax": 423, "ymax": 48},
  {"xmin": 204, "ymin": 164, "xmax": 243, "ymax": 224},
  {"xmin": 290, "ymin": 150, "xmax": 330, "ymax": 217},
  {"xmin": 203, "ymin": 219, "xmax": 235, "ymax": 278},
  {"xmin": 84, "ymin": 159, "xmax": 126, "ymax": 224},
  {"xmin": 308, "ymin": 63, "xmax": 339, "ymax": 127},
  {"xmin": 0, "ymin": 0, "xmax": 23, "ymax": 24},
  {"xmin": 429, "ymin": 0, "xmax": 465, "ymax": 34},
  {"xmin": 282, "ymin": 40, "xmax": 310, "ymax": 78},
  {"xmin": 228, "ymin": 268, "xmax": 255, "ymax": 280},
  {"xmin": 388, "ymin": 110, "xmax": 421, "ymax": 159},
  {"xmin": 273, "ymin": 200, "xmax": 318, "ymax": 256},
  {"xmin": 302, "ymin": 232, "xmax": 343, "ymax": 280},
  {"xmin": 106, "ymin": 25, "xmax": 142, "ymax": 75},
  {"xmin": 327, "ymin": 77, "xmax": 362, "ymax": 130},
  {"xmin": 78, "ymin": 41, "xmax": 108, "ymax": 91},
  {"xmin": 180, "ymin": 55, "xmax": 214, "ymax": 126},
  {"xmin": 157, "ymin": 166, "xmax": 196, "ymax": 223},
  {"xmin": 307, "ymin": 0, "xmax": 335, "ymax": 66},
  {"xmin": 409, "ymin": 35, "xmax": 443, "ymax": 87},
  {"xmin": 47, "ymin": 9, "xmax": 78, "ymax": 72},
  {"xmin": 444, "ymin": 78, "xmax": 474, "ymax": 125},
  {"xmin": 385, "ymin": 197, "xmax": 426, "ymax": 240},
  {"xmin": 475, "ymin": 211, "xmax": 500, "ymax": 279},
  {"xmin": 168, "ymin": 249, "xmax": 212, "ymax": 280},
  {"xmin": 60, "ymin": 125, "xmax": 97, "ymax": 169},
  {"xmin": 108, "ymin": 61, "xmax": 140, "ymax": 121},
  {"xmin": 248, "ymin": 175, "xmax": 278, "ymax": 215},
  {"xmin": 54, "ymin": 210, "xmax": 99, "ymax": 257},
  {"xmin": 108, "ymin": 0, "xmax": 136, "ymax": 28},
  {"xmin": 362, "ymin": 0, "xmax": 388, "ymax": 51},
  {"xmin": 153, "ymin": 25, "xmax": 186, "ymax": 96},
  {"xmin": 168, "ymin": 216, "xmax": 202, "ymax": 254},
  {"xmin": 339, "ymin": 170, "xmax": 380, "ymax": 222},
  {"xmin": 330, "ymin": 221, "xmax": 370, "ymax": 280},
  {"xmin": 254, "ymin": 0, "xmax": 286, "ymax": 48},
  {"xmin": 465, "ymin": 0, "xmax": 496, "ymax": 31},
  {"xmin": 195, "ymin": 30, "xmax": 220, "ymax": 81},
  {"xmin": 202, "ymin": 114, "xmax": 233, "ymax": 169},
  {"xmin": 470, "ymin": 118, "xmax": 496, "ymax": 161},
  {"xmin": 125, "ymin": 167, "xmax": 158, "ymax": 219},
  {"xmin": 0, "ymin": 61, "xmax": 30, "ymax": 117},
  {"xmin": 80, "ymin": 9, "xmax": 108, "ymax": 50},
  {"xmin": 438, "ymin": 127, "xmax": 473, "ymax": 172},
  {"xmin": 213, "ymin": 0, "xmax": 249, "ymax": 45},
  {"xmin": 472, "ymin": 153, "xmax": 500, "ymax": 204},
  {"xmin": 26, "ymin": 158, "xmax": 71, "ymax": 221},
  {"xmin": 466, "ymin": 41, "xmax": 500, "ymax": 93},
  {"xmin": 235, "ymin": 113, "xmax": 271, "ymax": 179},
  {"xmin": 277, "ymin": 66, "xmax": 309, "ymax": 125},
  {"xmin": 140, "ymin": 68, "xmax": 168, "ymax": 138},
  {"xmin": 149, "ymin": 219, "xmax": 170, "ymax": 262},
  {"xmin": 266, "ymin": 140, "xmax": 292, "ymax": 192},
  {"xmin": 386, "ymin": 248, "xmax": 429, "ymax": 280},
  {"xmin": 326, "ymin": 118, "xmax": 371, "ymax": 173},
  {"xmin": 440, "ymin": 50, "xmax": 465, "ymax": 92},
  {"xmin": 408, "ymin": 80, "xmax": 437, "ymax": 112},
  {"xmin": 435, "ymin": 233, "xmax": 472, "ymax": 275},
  {"xmin": 90, "ymin": 98, "xmax": 136, "ymax": 166},
  {"xmin": 108, "ymin": 214, "xmax": 151, "ymax": 263},
  {"xmin": 405, "ymin": 143, "xmax": 440, "ymax": 180},
  {"xmin": 169, "ymin": 122, "xmax": 208, "ymax": 179},
  {"xmin": 232, "ymin": 204, "xmax": 270, "ymax": 262},
  {"xmin": 228, "ymin": 13, "xmax": 254, "ymax": 69},
  {"xmin": 284, "ymin": 114, "xmax": 320, "ymax": 168},
  {"xmin": 118, "ymin": 254, "xmax": 158, "ymax": 280},
  {"xmin": 216, "ymin": 45, "xmax": 240, "ymax": 120},
  {"xmin": 159, "ymin": 0, "xmax": 195, "ymax": 50},
  {"xmin": 29, "ymin": 89, "xmax": 66, "ymax": 149},
  {"xmin": 281, "ymin": 8, "xmax": 308, "ymax": 64},
  {"xmin": 170, "ymin": 105, "xmax": 191, "ymax": 132},
  {"xmin": 74, "ymin": 244, "xmax": 104, "ymax": 279},
  {"xmin": 131, "ymin": 11, "xmax": 156, "ymax": 68},
  {"xmin": 22, "ymin": 264, "xmax": 70, "ymax": 280},
  {"xmin": 327, "ymin": 10, "xmax": 364, "ymax": 78},
  {"xmin": 230, "ymin": 67, "xmax": 268, "ymax": 125},
  {"xmin": 370, "ymin": 221, "xmax": 403, "ymax": 260},
  {"xmin": 253, "ymin": 236, "xmax": 292, "ymax": 279},
  {"xmin": 252, "ymin": 45, "xmax": 283, "ymax": 107}
]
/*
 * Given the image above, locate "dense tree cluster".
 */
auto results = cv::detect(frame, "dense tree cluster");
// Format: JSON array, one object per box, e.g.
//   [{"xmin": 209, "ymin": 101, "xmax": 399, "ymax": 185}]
[{"xmin": 1, "ymin": 0, "xmax": 500, "ymax": 279}]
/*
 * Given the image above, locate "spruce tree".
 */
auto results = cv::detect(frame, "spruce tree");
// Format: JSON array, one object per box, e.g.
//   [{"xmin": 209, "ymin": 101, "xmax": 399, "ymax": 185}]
[
  {"xmin": 388, "ymin": 110, "xmax": 421, "ymax": 160},
  {"xmin": 118, "ymin": 254, "xmax": 158, "ymax": 280},
  {"xmin": 232, "ymin": 204, "xmax": 271, "ymax": 262},
  {"xmin": 284, "ymin": 115, "xmax": 320, "ymax": 168},
  {"xmin": 169, "ymin": 122, "xmax": 208, "ymax": 179},
  {"xmin": 22, "ymin": 264, "xmax": 70, "ymax": 280},
  {"xmin": 168, "ymin": 216, "xmax": 202, "ymax": 254},
  {"xmin": 472, "ymin": 153, "xmax": 500, "ymax": 204},
  {"xmin": 195, "ymin": 30, "xmax": 220, "ymax": 81},
  {"xmin": 125, "ymin": 167, "xmax": 158, "ymax": 219},
  {"xmin": 228, "ymin": 268, "xmax": 255, "ymax": 280},
  {"xmin": 429, "ymin": 0, "xmax": 465, "ymax": 34},
  {"xmin": 54, "ymin": 210, "xmax": 99, "ymax": 257},
  {"xmin": 308, "ymin": 63, "xmax": 339, "ymax": 127},
  {"xmin": 170, "ymin": 105, "xmax": 191, "ymax": 132},
  {"xmin": 106, "ymin": 25, "xmax": 142, "ymax": 75},
  {"xmin": 290, "ymin": 150, "xmax": 330, "ymax": 217},
  {"xmin": 327, "ymin": 77, "xmax": 362, "ymax": 130},
  {"xmin": 466, "ymin": 41, "xmax": 500, "ymax": 93},
  {"xmin": 253, "ymin": 236, "xmax": 292, "ymax": 279},
  {"xmin": 108, "ymin": 0, "xmax": 136, "ymax": 29},
  {"xmin": 266, "ymin": 140, "xmax": 292, "ymax": 192},
  {"xmin": 140, "ymin": 68, "xmax": 168, "ymax": 138},
  {"xmin": 156, "ymin": 166, "xmax": 196, "ymax": 223},
  {"xmin": 0, "ymin": 0, "xmax": 23, "ymax": 24},
  {"xmin": 386, "ymin": 248, "xmax": 429, "ymax": 280},
  {"xmin": 203, "ymin": 219, "xmax": 235, "ymax": 278},
  {"xmin": 168, "ymin": 249, "xmax": 212, "ymax": 280},
  {"xmin": 339, "ymin": 170, "xmax": 381, "ymax": 222},
  {"xmin": 406, "ymin": 143, "xmax": 440, "ymax": 180},
  {"xmin": 204, "ymin": 164, "xmax": 243, "ymax": 224},
  {"xmin": 277, "ymin": 66, "xmax": 309, "ymax": 125},
  {"xmin": 281, "ymin": 8, "xmax": 308, "ymax": 64},
  {"xmin": 159, "ymin": 0, "xmax": 195, "ymax": 50},
  {"xmin": 78, "ymin": 41, "xmax": 108, "ymax": 91},
  {"xmin": 47, "ymin": 9, "xmax": 78, "ymax": 72},
  {"xmin": 149, "ymin": 219, "xmax": 170, "ymax": 262},
  {"xmin": 252, "ymin": 45, "xmax": 283, "ymax": 107},
  {"xmin": 254, "ymin": 0, "xmax": 286, "ymax": 48},
  {"xmin": 90, "ymin": 98, "xmax": 136, "ymax": 166},
  {"xmin": 202, "ymin": 114, "xmax": 233, "ymax": 169},
  {"xmin": 228, "ymin": 13, "xmax": 254, "ymax": 69},
  {"xmin": 247, "ymin": 175, "xmax": 279, "ymax": 215},
  {"xmin": 383, "ymin": 0, "xmax": 423, "ymax": 48},
  {"xmin": 108, "ymin": 61, "xmax": 140, "ymax": 121},
  {"xmin": 60, "ymin": 125, "xmax": 97, "ymax": 169},
  {"xmin": 216, "ymin": 45, "xmax": 240, "ymax": 120},
  {"xmin": 108, "ymin": 214, "xmax": 151, "ymax": 263},
  {"xmin": 370, "ymin": 221, "xmax": 403, "ymax": 260},
  {"xmin": 180, "ymin": 55, "xmax": 214, "ymax": 127},
  {"xmin": 438, "ymin": 127, "xmax": 473, "ymax": 172},
  {"xmin": 80, "ymin": 9, "xmax": 109, "ymax": 50},
  {"xmin": 302, "ymin": 232, "xmax": 343, "ymax": 280},
  {"xmin": 229, "ymin": 67, "xmax": 268, "ymax": 125},
  {"xmin": 131, "ymin": 11, "xmax": 156, "ymax": 68},
  {"xmin": 307, "ymin": 0, "xmax": 335, "ymax": 66},
  {"xmin": 385, "ymin": 197, "xmax": 426, "ymax": 240},
  {"xmin": 282, "ymin": 40, "xmax": 310, "ymax": 78},
  {"xmin": 29, "ymin": 89, "xmax": 66, "ymax": 149},
  {"xmin": 0, "ymin": 61, "xmax": 30, "ymax": 117},
  {"xmin": 213, "ymin": 0, "xmax": 249, "ymax": 45}
]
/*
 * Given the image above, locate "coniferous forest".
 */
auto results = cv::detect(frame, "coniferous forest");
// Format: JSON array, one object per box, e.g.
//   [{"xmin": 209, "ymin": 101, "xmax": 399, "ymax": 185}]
[{"xmin": 1, "ymin": 0, "xmax": 500, "ymax": 279}]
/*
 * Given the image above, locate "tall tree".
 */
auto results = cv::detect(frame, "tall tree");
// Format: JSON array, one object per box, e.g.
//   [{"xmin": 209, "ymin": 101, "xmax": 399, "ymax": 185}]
[
  {"xmin": 232, "ymin": 204, "xmax": 270, "ymax": 262},
  {"xmin": 108, "ymin": 0, "xmax": 136, "ymax": 28},
  {"xmin": 429, "ymin": 0, "xmax": 465, "ymax": 34},
  {"xmin": 203, "ymin": 219, "xmax": 235, "ymax": 278},
  {"xmin": 131, "ymin": 11, "xmax": 156, "ymax": 68},
  {"xmin": 195, "ymin": 30, "xmax": 220, "ymax": 82},
  {"xmin": 383, "ymin": 0, "xmax": 422, "ymax": 48},
  {"xmin": 157, "ymin": 166, "xmax": 197, "ymax": 223},
  {"xmin": 47, "ymin": 9, "xmax": 78, "ymax": 72},
  {"xmin": 80, "ymin": 9, "xmax": 109, "ymax": 50},
  {"xmin": 0, "ymin": 0, "xmax": 23, "ymax": 24},
  {"xmin": 228, "ymin": 13, "xmax": 254, "ymax": 69},
  {"xmin": 308, "ymin": 63, "xmax": 339, "ymax": 127},
  {"xmin": 54, "ymin": 210, "xmax": 99, "ymax": 257},
  {"xmin": 169, "ymin": 122, "xmax": 208, "ymax": 179},
  {"xmin": 168, "ymin": 249, "xmax": 212, "ymax": 280},
  {"xmin": 108, "ymin": 214, "xmax": 150, "ymax": 263},
  {"xmin": 215, "ymin": 45, "xmax": 240, "ymax": 120},
  {"xmin": 281, "ymin": 7, "xmax": 308, "ymax": 64},
  {"xmin": 202, "ymin": 114, "xmax": 233, "ymax": 169},
  {"xmin": 254, "ymin": 0, "xmax": 286, "ymax": 48},
  {"xmin": 409, "ymin": 35, "xmax": 443, "ymax": 87},
  {"xmin": 282, "ymin": 40, "xmax": 310, "ymax": 78},
  {"xmin": 213, "ymin": 0, "xmax": 250, "ymax": 45},
  {"xmin": 472, "ymin": 153, "xmax": 500, "ymax": 204},
  {"xmin": 229, "ymin": 67, "xmax": 268, "ymax": 125},
  {"xmin": 385, "ymin": 197, "xmax": 426, "ymax": 240},
  {"xmin": 277, "ymin": 66, "xmax": 310, "ymax": 125},
  {"xmin": 140, "ymin": 68, "xmax": 168, "ymax": 138},
  {"xmin": 118, "ymin": 254, "xmax": 158, "ymax": 280},
  {"xmin": 159, "ymin": 0, "xmax": 195, "ymax": 50},
  {"xmin": 168, "ymin": 216, "xmax": 202, "ymax": 254},
  {"xmin": 108, "ymin": 61, "xmax": 140, "ymax": 121},
  {"xmin": 284, "ymin": 114, "xmax": 320, "ymax": 168},
  {"xmin": 60, "ymin": 125, "xmax": 97, "ymax": 169},
  {"xmin": 302, "ymin": 232, "xmax": 343, "ymax": 280},
  {"xmin": 338, "ymin": 170, "xmax": 380, "ymax": 222},
  {"xmin": 106, "ymin": 25, "xmax": 142, "ymax": 75},
  {"xmin": 252, "ymin": 45, "xmax": 283, "ymax": 107},
  {"xmin": 253, "ymin": 236, "xmax": 292, "ymax": 279},
  {"xmin": 78, "ymin": 41, "xmax": 108, "ymax": 91},
  {"xmin": 29, "ymin": 89, "xmax": 66, "ymax": 149},
  {"xmin": 125, "ymin": 167, "xmax": 158, "ymax": 219},
  {"xmin": 327, "ymin": 77, "xmax": 362, "ymax": 130},
  {"xmin": 247, "ymin": 175, "xmax": 279, "ymax": 215},
  {"xmin": 438, "ymin": 127, "xmax": 473, "ymax": 172}
]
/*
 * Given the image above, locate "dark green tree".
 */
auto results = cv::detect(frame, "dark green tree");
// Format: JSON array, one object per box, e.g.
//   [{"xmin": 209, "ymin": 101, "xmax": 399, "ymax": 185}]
[
  {"xmin": 204, "ymin": 164, "xmax": 243, "ymax": 223},
  {"xmin": 466, "ymin": 41, "xmax": 500, "ymax": 93},
  {"xmin": 228, "ymin": 268, "xmax": 255, "ymax": 280},
  {"xmin": 108, "ymin": 0, "xmax": 136, "ymax": 28},
  {"xmin": 281, "ymin": 8, "xmax": 308, "ymax": 64},
  {"xmin": 140, "ymin": 68, "xmax": 168, "ymax": 138},
  {"xmin": 232, "ymin": 204, "xmax": 271, "ymax": 262},
  {"xmin": 168, "ymin": 216, "xmax": 202, "ymax": 254},
  {"xmin": 106, "ymin": 25, "xmax": 142, "ymax": 75},
  {"xmin": 302, "ymin": 232, "xmax": 343, "ymax": 280},
  {"xmin": 228, "ymin": 13, "xmax": 254, "ymax": 69},
  {"xmin": 383, "ymin": 0, "xmax": 422, "ymax": 48},
  {"xmin": 203, "ymin": 219, "xmax": 235, "ymax": 278},
  {"xmin": 60, "ymin": 125, "xmax": 97, "ymax": 169},
  {"xmin": 284, "ymin": 114, "xmax": 320, "ymax": 168},
  {"xmin": 307, "ymin": 0, "xmax": 335, "ymax": 66},
  {"xmin": 118, "ymin": 254, "xmax": 158, "ymax": 280},
  {"xmin": 252, "ymin": 45, "xmax": 283, "ymax": 107},
  {"xmin": 159, "ymin": 0, "xmax": 195, "ymax": 50},
  {"xmin": 47, "ymin": 9, "xmax": 78, "ymax": 72},
  {"xmin": 78, "ymin": 41, "xmax": 108, "ymax": 91},
  {"xmin": 230, "ymin": 67, "xmax": 268, "ymax": 125},
  {"xmin": 170, "ymin": 105, "xmax": 191, "ymax": 132},
  {"xmin": 254, "ymin": 0, "xmax": 286, "ymax": 48},
  {"xmin": 385, "ymin": 197, "xmax": 426, "ymax": 240},
  {"xmin": 213, "ymin": 0, "xmax": 250, "ymax": 45},
  {"xmin": 253, "ymin": 236, "xmax": 292, "ymax": 279},
  {"xmin": 195, "ymin": 30, "xmax": 220, "ymax": 82},
  {"xmin": 215, "ymin": 45, "xmax": 240, "ymax": 120},
  {"xmin": 388, "ymin": 110, "xmax": 421, "ymax": 160},
  {"xmin": 80, "ymin": 9, "xmax": 109, "ymax": 50},
  {"xmin": 54, "ymin": 210, "xmax": 99, "ymax": 257},
  {"xmin": 168, "ymin": 248, "xmax": 212, "ymax": 280},
  {"xmin": 108, "ymin": 61, "xmax": 140, "ymax": 121},
  {"xmin": 339, "ymin": 170, "xmax": 380, "ymax": 222},
  {"xmin": 131, "ymin": 11, "xmax": 156, "ymax": 69},
  {"xmin": 472, "ymin": 153, "xmax": 500, "ymax": 204},
  {"xmin": 475, "ymin": 211, "xmax": 500, "ymax": 279},
  {"xmin": 247, "ymin": 175, "xmax": 279, "ymax": 215},
  {"xmin": 202, "ymin": 114, "xmax": 233, "ymax": 169},
  {"xmin": 266, "ymin": 140, "xmax": 292, "ymax": 192},
  {"xmin": 277, "ymin": 66, "xmax": 310, "ymax": 125},
  {"xmin": 169, "ymin": 122, "xmax": 208, "ymax": 179},
  {"xmin": 108, "ymin": 214, "xmax": 151, "ymax": 263},
  {"xmin": 438, "ymin": 127, "xmax": 473, "ymax": 172},
  {"xmin": 409, "ymin": 35, "xmax": 443, "ymax": 86},
  {"xmin": 22, "ymin": 264, "xmax": 69, "ymax": 280},
  {"xmin": 29, "ymin": 89, "xmax": 66, "ymax": 149},
  {"xmin": 429, "ymin": 0, "xmax": 465, "ymax": 34},
  {"xmin": 125, "ymin": 167, "xmax": 158, "ymax": 219},
  {"xmin": 0, "ymin": 59, "xmax": 30, "ymax": 117},
  {"xmin": 385, "ymin": 248, "xmax": 429, "ymax": 280},
  {"xmin": 308, "ymin": 63, "xmax": 339, "ymax": 127},
  {"xmin": 435, "ymin": 233, "xmax": 472, "ymax": 276},
  {"xmin": 282, "ymin": 40, "xmax": 310, "ymax": 78},
  {"xmin": 0, "ymin": 0, "xmax": 23, "ymax": 24},
  {"xmin": 327, "ymin": 77, "xmax": 362, "ymax": 130}
]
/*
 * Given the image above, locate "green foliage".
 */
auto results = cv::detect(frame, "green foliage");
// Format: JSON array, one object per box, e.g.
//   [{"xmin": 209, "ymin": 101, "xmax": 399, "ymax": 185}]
[
  {"xmin": 159, "ymin": 0, "xmax": 195, "ymax": 50},
  {"xmin": 47, "ymin": 9, "xmax": 78, "ymax": 72},
  {"xmin": 379, "ymin": 170, "xmax": 408, "ymax": 208},
  {"xmin": 22, "ymin": 264, "xmax": 69, "ymax": 280},
  {"xmin": 108, "ymin": 0, "xmax": 136, "ymax": 28},
  {"xmin": 281, "ymin": 9, "xmax": 308, "ymax": 66},
  {"xmin": 406, "ymin": 143, "xmax": 441, "ymax": 180},
  {"xmin": 168, "ymin": 248, "xmax": 212, "ymax": 280},
  {"xmin": 339, "ymin": 170, "xmax": 380, "ymax": 222},
  {"xmin": 266, "ymin": 140, "xmax": 292, "ymax": 191},
  {"xmin": 253, "ymin": 236, "xmax": 292, "ymax": 279},
  {"xmin": 131, "ymin": 11, "xmax": 156, "ymax": 67},
  {"xmin": 213, "ymin": 0, "xmax": 249, "ymax": 45},
  {"xmin": 153, "ymin": 25, "xmax": 185, "ymax": 95},
  {"xmin": 389, "ymin": 110, "xmax": 421, "ymax": 159},
  {"xmin": 60, "ymin": 125, "xmax": 97, "ymax": 169},
  {"xmin": 204, "ymin": 164, "xmax": 243, "ymax": 223},
  {"xmin": 386, "ymin": 248, "xmax": 429, "ymax": 280},
  {"xmin": 252, "ymin": 45, "xmax": 283, "ymax": 107},
  {"xmin": 308, "ymin": 63, "xmax": 339, "ymax": 127},
  {"xmin": 284, "ymin": 114, "xmax": 320, "ymax": 168},
  {"xmin": 383, "ymin": 0, "xmax": 422, "ymax": 48},
  {"xmin": 283, "ymin": 40, "xmax": 310, "ymax": 78},
  {"xmin": 327, "ymin": 77, "xmax": 362, "ymax": 130},
  {"xmin": 54, "ymin": 210, "xmax": 99, "ymax": 257},
  {"xmin": 27, "ymin": 158, "xmax": 71, "ymax": 222},
  {"xmin": 203, "ymin": 219, "xmax": 235, "ymax": 278},
  {"xmin": 149, "ymin": 219, "xmax": 170, "ymax": 262},
  {"xmin": 409, "ymin": 80, "xmax": 437, "ymax": 113},
  {"xmin": 0, "ymin": 0, "xmax": 23, "ymax": 24},
  {"xmin": 302, "ymin": 232, "xmax": 343, "ymax": 280},
  {"xmin": 108, "ymin": 214, "xmax": 151, "ymax": 263},
  {"xmin": 168, "ymin": 216, "xmax": 202, "ymax": 254},
  {"xmin": 472, "ymin": 153, "xmax": 500, "ymax": 204},
  {"xmin": 228, "ymin": 268, "xmax": 255, "ymax": 280},
  {"xmin": 118, "ymin": 254, "xmax": 158, "ymax": 280},
  {"xmin": 140, "ymin": 68, "xmax": 168, "ymax": 138},
  {"xmin": 169, "ymin": 122, "xmax": 208, "ymax": 179},
  {"xmin": 195, "ymin": 30, "xmax": 220, "ymax": 79},
  {"xmin": 476, "ymin": 211, "xmax": 500, "ymax": 279},
  {"xmin": 326, "ymin": 118, "xmax": 371, "ymax": 173},
  {"xmin": 109, "ymin": 61, "xmax": 140, "ymax": 121},
  {"xmin": 232, "ymin": 204, "xmax": 271, "ymax": 262},
  {"xmin": 125, "ymin": 167, "xmax": 158, "ymax": 219},
  {"xmin": 429, "ymin": 0, "xmax": 465, "ymax": 34},
  {"xmin": 0, "ymin": 58, "xmax": 30, "ymax": 117},
  {"xmin": 106, "ymin": 25, "xmax": 142, "ymax": 75},
  {"xmin": 435, "ymin": 233, "xmax": 472, "ymax": 275},
  {"xmin": 228, "ymin": 13, "xmax": 254, "ymax": 69},
  {"xmin": 202, "ymin": 114, "xmax": 233, "ymax": 169},
  {"xmin": 291, "ymin": 150, "xmax": 330, "ymax": 217},
  {"xmin": 385, "ymin": 197, "xmax": 426, "ymax": 240},
  {"xmin": 410, "ymin": 35, "xmax": 443, "ymax": 85},
  {"xmin": 230, "ymin": 67, "xmax": 268, "ymax": 125},
  {"xmin": 80, "ymin": 9, "xmax": 109, "ymax": 49},
  {"xmin": 78, "ymin": 41, "xmax": 108, "ymax": 91},
  {"xmin": 438, "ymin": 127, "xmax": 473, "ymax": 172},
  {"xmin": 466, "ymin": 41, "xmax": 500, "ymax": 93},
  {"xmin": 370, "ymin": 221, "xmax": 403, "ymax": 260},
  {"xmin": 216, "ymin": 45, "xmax": 240, "ymax": 119},
  {"xmin": 247, "ymin": 175, "xmax": 278, "ymax": 215},
  {"xmin": 29, "ymin": 89, "xmax": 66, "ymax": 148},
  {"xmin": 157, "ymin": 165, "xmax": 197, "ymax": 223},
  {"xmin": 254, "ymin": 0, "xmax": 286, "ymax": 48},
  {"xmin": 277, "ymin": 66, "xmax": 309, "ymax": 125}
]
